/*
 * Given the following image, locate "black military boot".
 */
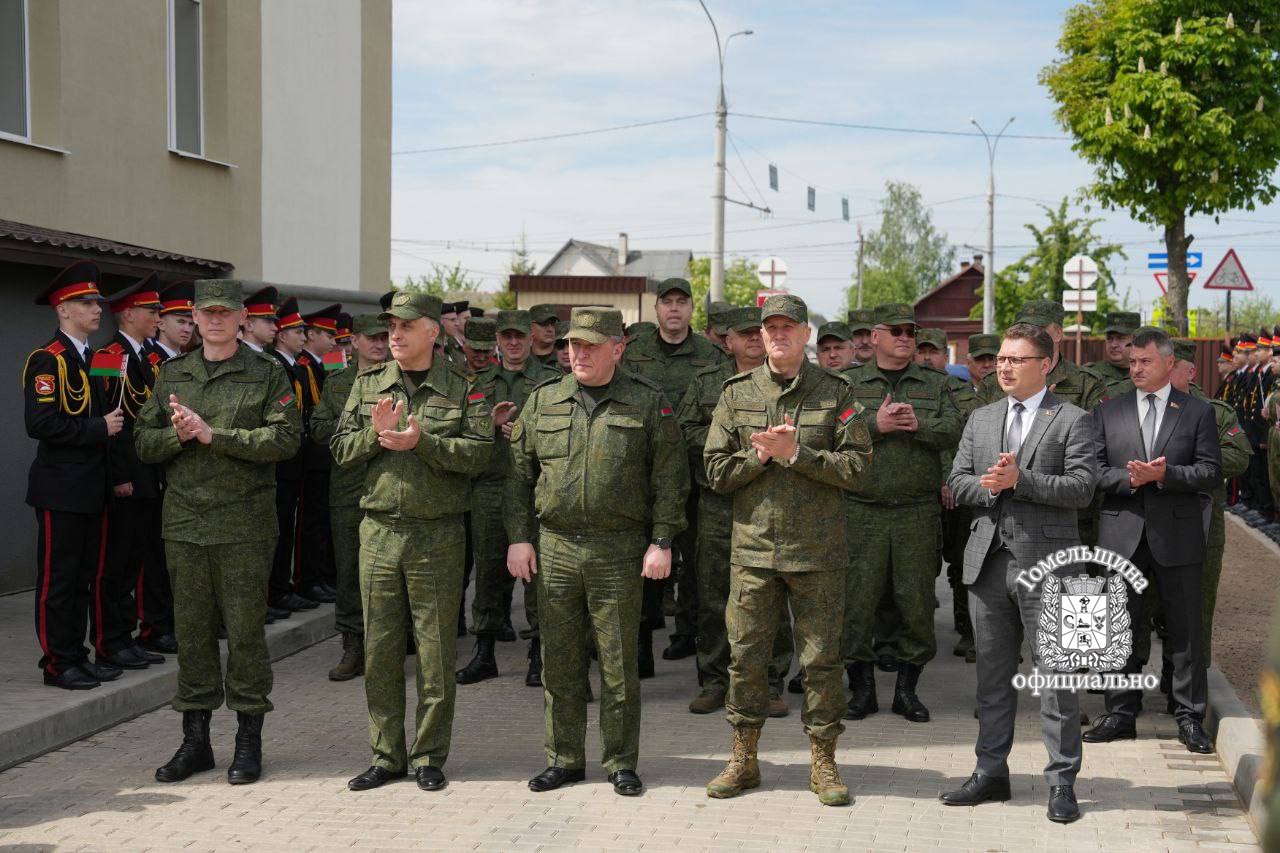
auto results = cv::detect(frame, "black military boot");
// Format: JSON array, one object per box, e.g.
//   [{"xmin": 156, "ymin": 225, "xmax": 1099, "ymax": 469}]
[
  {"xmin": 638, "ymin": 627, "xmax": 655, "ymax": 679},
  {"xmin": 227, "ymin": 712, "xmax": 264, "ymax": 784},
  {"xmin": 456, "ymin": 634, "xmax": 498, "ymax": 684},
  {"xmin": 525, "ymin": 638, "xmax": 543, "ymax": 687},
  {"xmin": 892, "ymin": 663, "xmax": 931, "ymax": 722},
  {"xmin": 845, "ymin": 662, "xmax": 878, "ymax": 720},
  {"xmin": 155, "ymin": 709, "xmax": 215, "ymax": 783}
]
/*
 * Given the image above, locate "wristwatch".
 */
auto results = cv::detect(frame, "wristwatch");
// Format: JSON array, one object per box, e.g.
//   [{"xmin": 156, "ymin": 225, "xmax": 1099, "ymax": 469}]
[{"xmin": 651, "ymin": 537, "xmax": 672, "ymax": 550}]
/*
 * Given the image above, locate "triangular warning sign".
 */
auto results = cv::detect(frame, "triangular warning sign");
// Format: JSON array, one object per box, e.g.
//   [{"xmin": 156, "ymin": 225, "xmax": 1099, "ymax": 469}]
[
  {"xmin": 1153, "ymin": 272, "xmax": 1195, "ymax": 294},
  {"xmin": 1202, "ymin": 248, "xmax": 1254, "ymax": 291}
]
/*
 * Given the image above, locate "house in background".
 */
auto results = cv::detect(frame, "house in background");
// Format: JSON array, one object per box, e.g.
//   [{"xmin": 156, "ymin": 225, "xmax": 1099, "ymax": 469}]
[
  {"xmin": 512, "ymin": 233, "xmax": 692, "ymax": 323},
  {"xmin": 0, "ymin": 0, "xmax": 392, "ymax": 593},
  {"xmin": 913, "ymin": 254, "xmax": 984, "ymax": 360}
]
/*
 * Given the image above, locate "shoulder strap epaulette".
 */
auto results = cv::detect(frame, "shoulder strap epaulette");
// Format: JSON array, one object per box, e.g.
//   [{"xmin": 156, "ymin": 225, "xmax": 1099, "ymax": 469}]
[
  {"xmin": 356, "ymin": 362, "xmax": 385, "ymax": 378},
  {"xmin": 628, "ymin": 370, "xmax": 664, "ymax": 393},
  {"xmin": 723, "ymin": 367, "xmax": 756, "ymax": 385},
  {"xmin": 101, "ymin": 342, "xmax": 125, "ymax": 356},
  {"xmin": 43, "ymin": 340, "xmax": 66, "ymax": 357}
]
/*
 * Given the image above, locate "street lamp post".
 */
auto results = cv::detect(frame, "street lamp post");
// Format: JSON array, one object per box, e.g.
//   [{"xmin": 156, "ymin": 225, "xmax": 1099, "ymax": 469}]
[
  {"xmin": 970, "ymin": 116, "xmax": 1014, "ymax": 334},
  {"xmin": 700, "ymin": 1, "xmax": 751, "ymax": 303}
]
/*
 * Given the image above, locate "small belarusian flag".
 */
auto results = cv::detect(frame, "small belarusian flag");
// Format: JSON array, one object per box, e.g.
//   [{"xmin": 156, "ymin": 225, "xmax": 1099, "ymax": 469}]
[
  {"xmin": 89, "ymin": 351, "xmax": 126, "ymax": 378},
  {"xmin": 321, "ymin": 350, "xmax": 347, "ymax": 372}
]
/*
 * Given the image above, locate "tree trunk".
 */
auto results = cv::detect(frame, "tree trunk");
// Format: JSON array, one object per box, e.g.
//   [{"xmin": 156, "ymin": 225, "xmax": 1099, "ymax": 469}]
[{"xmin": 1164, "ymin": 213, "xmax": 1193, "ymax": 335}]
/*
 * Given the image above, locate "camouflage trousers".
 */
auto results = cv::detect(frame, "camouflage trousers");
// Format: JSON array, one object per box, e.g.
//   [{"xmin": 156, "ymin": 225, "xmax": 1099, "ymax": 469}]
[
  {"xmin": 167, "ymin": 539, "xmax": 273, "ymax": 715},
  {"xmin": 842, "ymin": 501, "xmax": 940, "ymax": 667},
  {"xmin": 331, "ymin": 504, "xmax": 363, "ymax": 637},
  {"xmin": 360, "ymin": 513, "xmax": 464, "ymax": 773},
  {"xmin": 673, "ymin": 490, "xmax": 700, "ymax": 638},
  {"xmin": 470, "ymin": 478, "xmax": 537, "ymax": 636},
  {"xmin": 726, "ymin": 564, "xmax": 846, "ymax": 741},
  {"xmin": 696, "ymin": 489, "xmax": 793, "ymax": 692},
  {"xmin": 538, "ymin": 528, "xmax": 646, "ymax": 773}
]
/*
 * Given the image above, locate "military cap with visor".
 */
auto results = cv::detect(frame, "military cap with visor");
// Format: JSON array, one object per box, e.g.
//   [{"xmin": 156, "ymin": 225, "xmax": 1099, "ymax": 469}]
[
  {"xmin": 845, "ymin": 308, "xmax": 875, "ymax": 332},
  {"xmin": 656, "ymin": 277, "xmax": 693, "ymax": 298},
  {"xmin": 276, "ymin": 296, "xmax": 305, "ymax": 329},
  {"xmin": 723, "ymin": 306, "xmax": 761, "ymax": 333},
  {"xmin": 158, "ymin": 280, "xmax": 195, "ymax": 316},
  {"xmin": 351, "ymin": 314, "xmax": 387, "ymax": 337},
  {"xmin": 528, "ymin": 303, "xmax": 559, "ymax": 324},
  {"xmin": 109, "ymin": 274, "xmax": 163, "ymax": 314},
  {"xmin": 565, "ymin": 306, "xmax": 625, "ymax": 343},
  {"xmin": 1102, "ymin": 311, "xmax": 1141, "ymax": 335},
  {"xmin": 464, "ymin": 317, "xmax": 497, "ymax": 350},
  {"xmin": 303, "ymin": 303, "xmax": 343, "ymax": 332},
  {"xmin": 495, "ymin": 309, "xmax": 532, "ymax": 335},
  {"xmin": 380, "ymin": 290, "xmax": 442, "ymax": 322},
  {"xmin": 967, "ymin": 333, "xmax": 1000, "ymax": 358},
  {"xmin": 334, "ymin": 312, "xmax": 353, "ymax": 343},
  {"xmin": 36, "ymin": 260, "xmax": 106, "ymax": 306},
  {"xmin": 873, "ymin": 302, "xmax": 916, "ymax": 327},
  {"xmin": 761, "ymin": 293, "xmax": 808, "ymax": 324},
  {"xmin": 1172, "ymin": 339, "xmax": 1198, "ymax": 364},
  {"xmin": 1016, "ymin": 299, "xmax": 1066, "ymax": 328},
  {"xmin": 817, "ymin": 321, "xmax": 852, "ymax": 343},
  {"xmin": 243, "ymin": 285, "xmax": 279, "ymax": 319},
  {"xmin": 194, "ymin": 279, "xmax": 245, "ymax": 310},
  {"xmin": 916, "ymin": 328, "xmax": 947, "ymax": 350}
]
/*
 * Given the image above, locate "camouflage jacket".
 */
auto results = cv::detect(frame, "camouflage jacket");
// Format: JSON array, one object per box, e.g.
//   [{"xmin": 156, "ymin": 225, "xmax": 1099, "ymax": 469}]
[
  {"xmin": 977, "ymin": 357, "xmax": 1106, "ymax": 411},
  {"xmin": 505, "ymin": 370, "xmax": 689, "ymax": 543},
  {"xmin": 471, "ymin": 359, "xmax": 562, "ymax": 483},
  {"xmin": 310, "ymin": 363, "xmax": 363, "ymax": 507},
  {"xmin": 330, "ymin": 358, "xmax": 493, "ymax": 522},
  {"xmin": 675, "ymin": 359, "xmax": 738, "ymax": 490},
  {"xmin": 941, "ymin": 372, "xmax": 982, "ymax": 475},
  {"xmin": 622, "ymin": 326, "xmax": 727, "ymax": 409},
  {"xmin": 841, "ymin": 361, "xmax": 964, "ymax": 504},
  {"xmin": 135, "ymin": 344, "xmax": 302, "ymax": 545},
  {"xmin": 704, "ymin": 360, "xmax": 872, "ymax": 572}
]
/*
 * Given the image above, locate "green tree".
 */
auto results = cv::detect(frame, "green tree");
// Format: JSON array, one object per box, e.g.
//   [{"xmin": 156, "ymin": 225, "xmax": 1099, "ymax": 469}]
[
  {"xmin": 494, "ymin": 233, "xmax": 536, "ymax": 311},
  {"xmin": 1194, "ymin": 294, "xmax": 1277, "ymax": 336},
  {"xmin": 846, "ymin": 181, "xmax": 956, "ymax": 312},
  {"xmin": 689, "ymin": 257, "xmax": 760, "ymax": 330},
  {"xmin": 1041, "ymin": 1, "xmax": 1280, "ymax": 334},
  {"xmin": 396, "ymin": 262, "xmax": 483, "ymax": 298},
  {"xmin": 971, "ymin": 198, "xmax": 1128, "ymax": 330}
]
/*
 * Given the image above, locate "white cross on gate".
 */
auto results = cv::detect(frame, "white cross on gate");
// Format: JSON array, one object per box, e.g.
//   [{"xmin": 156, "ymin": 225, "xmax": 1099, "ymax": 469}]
[{"xmin": 761, "ymin": 259, "xmax": 784, "ymax": 286}]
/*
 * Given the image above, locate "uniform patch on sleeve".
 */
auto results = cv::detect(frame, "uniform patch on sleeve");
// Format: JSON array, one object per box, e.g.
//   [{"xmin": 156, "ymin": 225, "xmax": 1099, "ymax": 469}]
[
  {"xmin": 277, "ymin": 391, "xmax": 294, "ymax": 409},
  {"xmin": 660, "ymin": 406, "xmax": 674, "ymax": 417},
  {"xmin": 468, "ymin": 392, "xmax": 486, "ymax": 403},
  {"xmin": 510, "ymin": 420, "xmax": 523, "ymax": 441},
  {"xmin": 1228, "ymin": 425, "xmax": 1242, "ymax": 436},
  {"xmin": 839, "ymin": 401, "xmax": 864, "ymax": 423},
  {"xmin": 33, "ymin": 374, "xmax": 55, "ymax": 395}
]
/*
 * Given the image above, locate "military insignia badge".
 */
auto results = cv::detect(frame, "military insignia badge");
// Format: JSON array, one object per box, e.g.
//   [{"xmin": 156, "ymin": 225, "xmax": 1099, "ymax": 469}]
[
  {"xmin": 510, "ymin": 420, "xmax": 523, "ymax": 441},
  {"xmin": 34, "ymin": 374, "xmax": 55, "ymax": 395}
]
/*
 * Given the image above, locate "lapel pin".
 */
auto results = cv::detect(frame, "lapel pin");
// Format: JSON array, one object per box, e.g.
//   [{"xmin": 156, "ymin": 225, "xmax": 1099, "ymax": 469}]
[{"xmin": 1170, "ymin": 401, "xmax": 1180, "ymax": 409}]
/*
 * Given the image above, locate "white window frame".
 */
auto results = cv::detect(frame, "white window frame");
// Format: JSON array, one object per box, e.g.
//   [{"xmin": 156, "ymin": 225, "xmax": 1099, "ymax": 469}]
[
  {"xmin": 0, "ymin": 0, "xmax": 31, "ymax": 144},
  {"xmin": 167, "ymin": 0, "xmax": 203, "ymax": 157}
]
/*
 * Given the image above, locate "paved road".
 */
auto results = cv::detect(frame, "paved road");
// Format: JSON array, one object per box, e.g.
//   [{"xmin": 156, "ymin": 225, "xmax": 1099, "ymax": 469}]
[{"xmin": 0, "ymin": 578, "xmax": 1258, "ymax": 852}]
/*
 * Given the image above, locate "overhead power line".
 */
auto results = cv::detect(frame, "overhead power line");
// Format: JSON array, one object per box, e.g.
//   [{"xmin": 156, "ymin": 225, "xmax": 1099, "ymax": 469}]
[
  {"xmin": 731, "ymin": 112, "xmax": 1069, "ymax": 141},
  {"xmin": 392, "ymin": 113, "xmax": 711, "ymax": 155}
]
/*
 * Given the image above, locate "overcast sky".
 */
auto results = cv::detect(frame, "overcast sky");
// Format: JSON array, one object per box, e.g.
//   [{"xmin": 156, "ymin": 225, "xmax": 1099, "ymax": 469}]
[{"xmin": 389, "ymin": 0, "xmax": 1280, "ymax": 323}]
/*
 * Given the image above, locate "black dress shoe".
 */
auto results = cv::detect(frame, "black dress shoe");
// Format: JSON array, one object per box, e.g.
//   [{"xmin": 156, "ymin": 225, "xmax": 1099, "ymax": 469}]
[
  {"xmin": 142, "ymin": 634, "xmax": 179, "ymax": 654},
  {"xmin": 415, "ymin": 766, "xmax": 447, "ymax": 791},
  {"xmin": 1082, "ymin": 713, "xmax": 1136, "ymax": 743},
  {"xmin": 348, "ymin": 766, "xmax": 406, "ymax": 791},
  {"xmin": 267, "ymin": 605, "xmax": 292, "ymax": 621},
  {"xmin": 299, "ymin": 583, "xmax": 336, "ymax": 604},
  {"xmin": 939, "ymin": 773, "xmax": 1012, "ymax": 806},
  {"xmin": 274, "ymin": 592, "xmax": 319, "ymax": 612},
  {"xmin": 80, "ymin": 660, "xmax": 122, "ymax": 682},
  {"xmin": 662, "ymin": 635, "xmax": 697, "ymax": 661},
  {"xmin": 1047, "ymin": 785, "xmax": 1080, "ymax": 823},
  {"xmin": 608, "ymin": 769, "xmax": 643, "ymax": 796},
  {"xmin": 43, "ymin": 667, "xmax": 100, "ymax": 690},
  {"xmin": 318, "ymin": 581, "xmax": 338, "ymax": 597},
  {"xmin": 132, "ymin": 644, "xmax": 166, "ymax": 664},
  {"xmin": 99, "ymin": 646, "xmax": 151, "ymax": 670},
  {"xmin": 528, "ymin": 766, "xmax": 585, "ymax": 792},
  {"xmin": 1177, "ymin": 718, "xmax": 1214, "ymax": 754}
]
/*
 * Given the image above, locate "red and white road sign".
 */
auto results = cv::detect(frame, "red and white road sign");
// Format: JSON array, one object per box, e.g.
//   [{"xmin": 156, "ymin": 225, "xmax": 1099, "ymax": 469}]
[
  {"xmin": 755, "ymin": 289, "xmax": 787, "ymax": 308},
  {"xmin": 1202, "ymin": 249, "xmax": 1253, "ymax": 291},
  {"xmin": 1153, "ymin": 272, "xmax": 1196, "ymax": 294}
]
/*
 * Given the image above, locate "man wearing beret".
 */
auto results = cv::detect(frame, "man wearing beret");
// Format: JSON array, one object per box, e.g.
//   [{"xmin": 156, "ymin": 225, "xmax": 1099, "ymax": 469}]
[
  {"xmin": 23, "ymin": 261, "xmax": 124, "ymax": 690},
  {"xmin": 677, "ymin": 306, "xmax": 795, "ymax": 717},
  {"xmin": 623, "ymin": 277, "xmax": 727, "ymax": 668},
  {"xmin": 842, "ymin": 304, "xmax": 964, "ymax": 725},
  {"xmin": 137, "ymin": 279, "xmax": 302, "ymax": 785},
  {"xmin": 507, "ymin": 306, "xmax": 688, "ymax": 797},
  {"xmin": 333, "ymin": 291, "xmax": 492, "ymax": 793},
  {"xmin": 703, "ymin": 293, "xmax": 872, "ymax": 805},
  {"xmin": 310, "ymin": 313, "xmax": 389, "ymax": 681},
  {"xmin": 456, "ymin": 310, "xmax": 559, "ymax": 687}
]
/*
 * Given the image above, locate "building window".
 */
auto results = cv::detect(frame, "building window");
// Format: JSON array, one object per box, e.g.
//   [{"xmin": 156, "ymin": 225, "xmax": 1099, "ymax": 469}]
[
  {"xmin": 0, "ymin": 0, "xmax": 28, "ymax": 139},
  {"xmin": 168, "ymin": 0, "xmax": 202, "ymax": 155}
]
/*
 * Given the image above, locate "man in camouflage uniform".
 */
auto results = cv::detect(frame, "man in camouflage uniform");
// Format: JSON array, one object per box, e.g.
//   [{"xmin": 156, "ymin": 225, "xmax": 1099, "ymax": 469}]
[
  {"xmin": 816, "ymin": 321, "xmax": 855, "ymax": 371},
  {"xmin": 842, "ymin": 305, "xmax": 963, "ymax": 725},
  {"xmin": 553, "ymin": 320, "xmax": 572, "ymax": 372},
  {"xmin": 528, "ymin": 303, "xmax": 561, "ymax": 370},
  {"xmin": 1267, "ymin": 377, "xmax": 1280, "ymax": 538},
  {"xmin": 976, "ymin": 300, "xmax": 1105, "ymax": 411},
  {"xmin": 507, "ymin": 307, "xmax": 688, "ymax": 797},
  {"xmin": 846, "ymin": 309, "xmax": 876, "ymax": 366},
  {"xmin": 460, "ymin": 316, "xmax": 497, "ymax": 375},
  {"xmin": 623, "ymin": 277, "xmax": 727, "ymax": 666},
  {"xmin": 310, "ymin": 314, "xmax": 389, "ymax": 681},
  {"xmin": 705, "ymin": 300, "xmax": 736, "ymax": 352},
  {"xmin": 1082, "ymin": 311, "xmax": 1139, "ymax": 394},
  {"xmin": 456, "ymin": 310, "xmax": 560, "ymax": 688},
  {"xmin": 967, "ymin": 333, "xmax": 1000, "ymax": 390},
  {"xmin": 677, "ymin": 307, "xmax": 794, "ymax": 717},
  {"xmin": 136, "ymin": 279, "xmax": 302, "ymax": 785},
  {"xmin": 1262, "ymin": 596, "xmax": 1280, "ymax": 850},
  {"xmin": 332, "ymin": 292, "xmax": 493, "ymax": 794},
  {"xmin": 703, "ymin": 294, "xmax": 872, "ymax": 806}
]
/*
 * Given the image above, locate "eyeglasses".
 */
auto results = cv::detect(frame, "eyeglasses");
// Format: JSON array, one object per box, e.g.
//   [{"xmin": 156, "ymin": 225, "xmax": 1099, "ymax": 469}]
[
  {"xmin": 995, "ymin": 355, "xmax": 1047, "ymax": 367},
  {"xmin": 877, "ymin": 325, "xmax": 917, "ymax": 338}
]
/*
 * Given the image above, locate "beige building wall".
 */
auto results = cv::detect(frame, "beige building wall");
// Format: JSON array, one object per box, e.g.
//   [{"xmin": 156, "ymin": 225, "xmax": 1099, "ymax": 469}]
[
  {"xmin": 0, "ymin": 0, "xmax": 264, "ymax": 274},
  {"xmin": 516, "ymin": 290, "xmax": 657, "ymax": 325},
  {"xmin": 359, "ymin": 0, "xmax": 392, "ymax": 293}
]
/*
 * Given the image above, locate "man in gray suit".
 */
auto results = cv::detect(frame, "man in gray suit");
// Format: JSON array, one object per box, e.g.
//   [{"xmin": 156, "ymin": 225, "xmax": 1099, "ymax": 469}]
[
  {"xmin": 942, "ymin": 324, "xmax": 1098, "ymax": 824},
  {"xmin": 1082, "ymin": 327, "xmax": 1221, "ymax": 754}
]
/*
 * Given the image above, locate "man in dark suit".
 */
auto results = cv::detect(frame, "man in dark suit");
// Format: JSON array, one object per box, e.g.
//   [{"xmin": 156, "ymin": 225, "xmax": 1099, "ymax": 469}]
[
  {"xmin": 1083, "ymin": 327, "xmax": 1222, "ymax": 754},
  {"xmin": 942, "ymin": 323, "xmax": 1098, "ymax": 823}
]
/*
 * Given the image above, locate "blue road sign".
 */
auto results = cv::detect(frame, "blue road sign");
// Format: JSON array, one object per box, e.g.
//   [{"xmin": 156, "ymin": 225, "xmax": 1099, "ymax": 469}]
[{"xmin": 1147, "ymin": 252, "xmax": 1202, "ymax": 269}]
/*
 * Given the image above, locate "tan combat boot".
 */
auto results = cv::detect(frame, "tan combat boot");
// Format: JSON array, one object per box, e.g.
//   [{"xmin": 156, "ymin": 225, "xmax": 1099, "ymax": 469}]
[
  {"xmin": 706, "ymin": 727, "xmax": 761, "ymax": 798},
  {"xmin": 328, "ymin": 633, "xmax": 364, "ymax": 682},
  {"xmin": 808, "ymin": 735, "xmax": 851, "ymax": 806}
]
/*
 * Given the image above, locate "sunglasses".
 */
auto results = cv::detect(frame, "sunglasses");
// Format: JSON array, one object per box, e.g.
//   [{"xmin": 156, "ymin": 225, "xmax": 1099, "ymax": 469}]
[{"xmin": 878, "ymin": 325, "xmax": 917, "ymax": 338}]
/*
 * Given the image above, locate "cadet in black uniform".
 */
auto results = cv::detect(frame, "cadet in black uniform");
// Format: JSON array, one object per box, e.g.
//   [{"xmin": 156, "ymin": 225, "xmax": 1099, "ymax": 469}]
[{"xmin": 295, "ymin": 303, "xmax": 343, "ymax": 603}]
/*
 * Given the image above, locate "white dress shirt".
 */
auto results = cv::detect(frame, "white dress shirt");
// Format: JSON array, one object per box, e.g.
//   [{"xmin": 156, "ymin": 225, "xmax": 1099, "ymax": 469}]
[
  {"xmin": 275, "ymin": 348, "xmax": 296, "ymax": 367},
  {"xmin": 155, "ymin": 340, "xmax": 178, "ymax": 360},
  {"xmin": 64, "ymin": 332, "xmax": 91, "ymax": 364},
  {"xmin": 1003, "ymin": 384, "xmax": 1049, "ymax": 450},
  {"xmin": 1135, "ymin": 382, "xmax": 1172, "ymax": 455}
]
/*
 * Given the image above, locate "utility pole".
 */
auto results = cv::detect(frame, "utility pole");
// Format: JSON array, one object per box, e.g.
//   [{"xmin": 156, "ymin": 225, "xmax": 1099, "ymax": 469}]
[
  {"xmin": 854, "ymin": 221, "xmax": 865, "ymax": 309},
  {"xmin": 971, "ymin": 117, "xmax": 1014, "ymax": 333},
  {"xmin": 700, "ymin": 2, "xmax": 758, "ymax": 303}
]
